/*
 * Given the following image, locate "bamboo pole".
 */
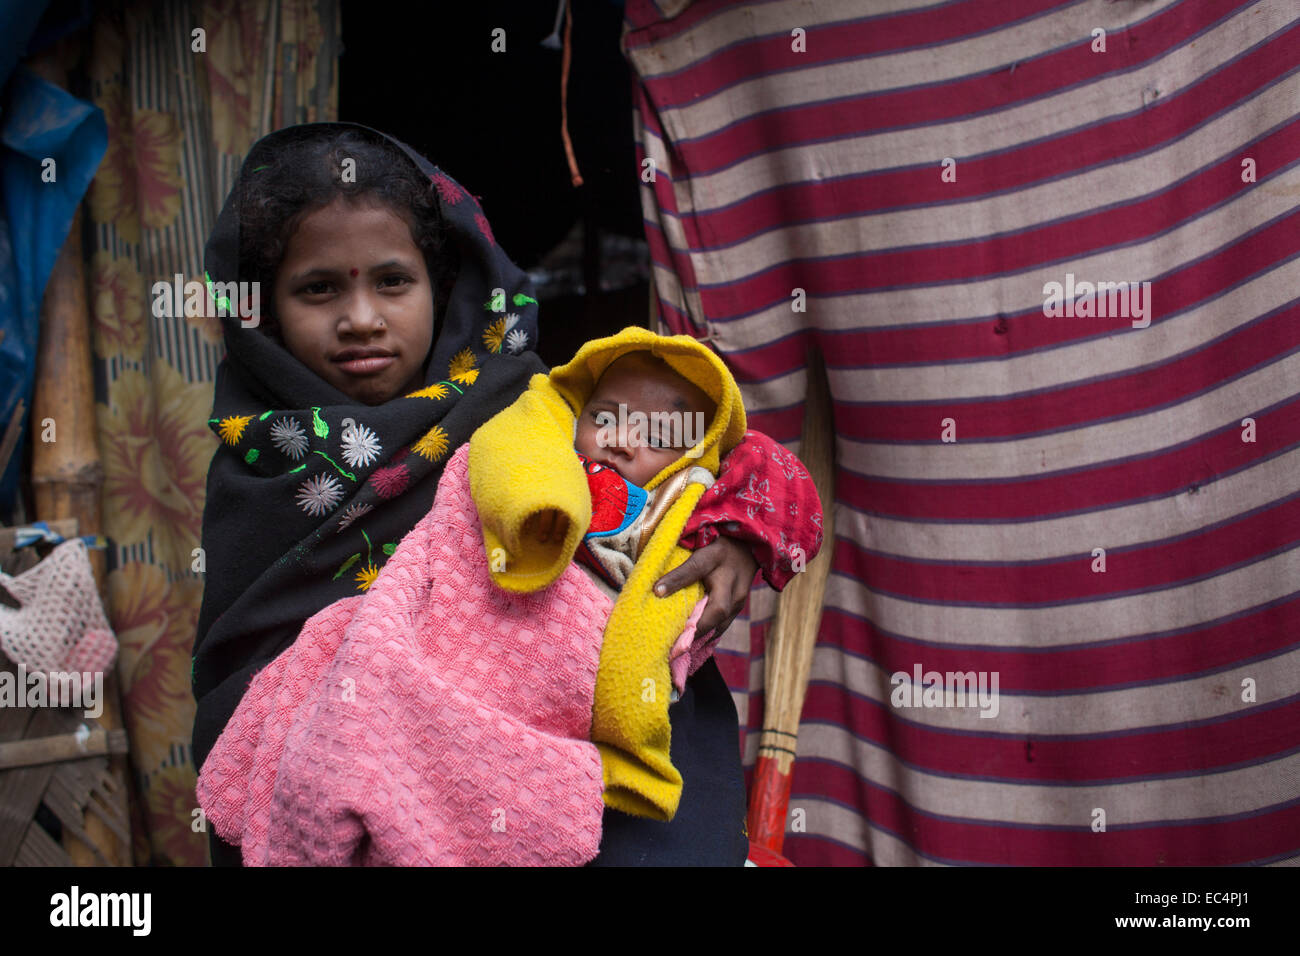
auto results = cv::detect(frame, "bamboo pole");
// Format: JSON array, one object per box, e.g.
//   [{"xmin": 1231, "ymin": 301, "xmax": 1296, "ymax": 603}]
[
  {"xmin": 0, "ymin": 728, "xmax": 130, "ymax": 772},
  {"xmin": 26, "ymin": 47, "xmax": 132, "ymax": 867}
]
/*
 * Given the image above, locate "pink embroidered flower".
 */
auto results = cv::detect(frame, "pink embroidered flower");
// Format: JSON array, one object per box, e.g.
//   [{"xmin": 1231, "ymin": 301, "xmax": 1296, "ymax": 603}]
[
  {"xmin": 431, "ymin": 172, "xmax": 463, "ymax": 204},
  {"xmin": 369, "ymin": 462, "xmax": 411, "ymax": 499},
  {"xmin": 474, "ymin": 212, "xmax": 495, "ymax": 246}
]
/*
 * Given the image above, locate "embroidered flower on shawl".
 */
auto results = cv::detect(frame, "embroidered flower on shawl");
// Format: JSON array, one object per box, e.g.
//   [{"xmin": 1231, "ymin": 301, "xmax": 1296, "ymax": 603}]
[
  {"xmin": 340, "ymin": 422, "xmax": 382, "ymax": 469},
  {"xmin": 336, "ymin": 501, "xmax": 373, "ymax": 533},
  {"xmin": 354, "ymin": 562, "xmax": 380, "ymax": 592},
  {"xmin": 369, "ymin": 462, "xmax": 411, "ymax": 499},
  {"xmin": 269, "ymin": 417, "xmax": 308, "ymax": 460},
  {"xmin": 430, "ymin": 172, "xmax": 463, "ymax": 204},
  {"xmin": 505, "ymin": 328, "xmax": 529, "ymax": 354},
  {"xmin": 448, "ymin": 349, "xmax": 479, "ymax": 386},
  {"xmin": 474, "ymin": 212, "xmax": 494, "ymax": 245},
  {"xmin": 217, "ymin": 414, "xmax": 253, "ymax": 446},
  {"xmin": 296, "ymin": 472, "xmax": 344, "ymax": 516},
  {"xmin": 412, "ymin": 424, "xmax": 450, "ymax": 462},
  {"xmin": 406, "ymin": 382, "xmax": 449, "ymax": 400},
  {"xmin": 483, "ymin": 317, "xmax": 507, "ymax": 352}
]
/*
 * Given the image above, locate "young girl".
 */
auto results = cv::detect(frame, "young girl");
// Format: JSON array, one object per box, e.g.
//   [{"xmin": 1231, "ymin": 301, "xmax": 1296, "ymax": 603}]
[{"xmin": 192, "ymin": 123, "xmax": 823, "ymax": 866}]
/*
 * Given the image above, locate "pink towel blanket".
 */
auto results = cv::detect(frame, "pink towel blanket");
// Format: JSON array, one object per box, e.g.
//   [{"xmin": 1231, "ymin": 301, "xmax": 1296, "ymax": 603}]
[
  {"xmin": 198, "ymin": 443, "xmax": 713, "ymax": 866},
  {"xmin": 199, "ymin": 444, "xmax": 625, "ymax": 866}
]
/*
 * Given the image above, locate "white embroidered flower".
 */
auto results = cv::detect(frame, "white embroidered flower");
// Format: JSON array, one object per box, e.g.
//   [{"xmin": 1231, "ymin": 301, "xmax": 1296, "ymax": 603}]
[
  {"xmin": 340, "ymin": 422, "xmax": 381, "ymax": 469},
  {"xmin": 769, "ymin": 445, "xmax": 804, "ymax": 480},
  {"xmin": 296, "ymin": 472, "xmax": 344, "ymax": 517},
  {"xmin": 270, "ymin": 417, "xmax": 309, "ymax": 460},
  {"xmin": 504, "ymin": 312, "xmax": 521, "ymax": 331},
  {"xmin": 737, "ymin": 474, "xmax": 774, "ymax": 519},
  {"xmin": 336, "ymin": 500, "xmax": 374, "ymax": 533},
  {"xmin": 505, "ymin": 328, "xmax": 529, "ymax": 354}
]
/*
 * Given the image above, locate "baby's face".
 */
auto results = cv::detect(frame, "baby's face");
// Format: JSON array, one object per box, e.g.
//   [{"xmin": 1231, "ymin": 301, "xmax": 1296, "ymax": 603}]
[
  {"xmin": 272, "ymin": 195, "xmax": 434, "ymax": 406},
  {"xmin": 574, "ymin": 353, "xmax": 716, "ymax": 488}
]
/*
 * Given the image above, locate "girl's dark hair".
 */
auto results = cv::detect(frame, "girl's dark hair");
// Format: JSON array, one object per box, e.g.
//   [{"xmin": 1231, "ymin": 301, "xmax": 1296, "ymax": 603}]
[{"xmin": 235, "ymin": 127, "xmax": 455, "ymax": 339}]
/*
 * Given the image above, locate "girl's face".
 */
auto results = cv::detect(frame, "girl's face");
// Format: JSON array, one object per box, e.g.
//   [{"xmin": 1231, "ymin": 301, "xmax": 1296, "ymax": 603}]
[{"xmin": 272, "ymin": 195, "xmax": 434, "ymax": 406}]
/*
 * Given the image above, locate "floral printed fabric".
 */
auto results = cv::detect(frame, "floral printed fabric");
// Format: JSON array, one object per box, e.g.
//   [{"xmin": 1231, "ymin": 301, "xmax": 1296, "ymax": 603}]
[
  {"xmin": 681, "ymin": 430, "xmax": 824, "ymax": 591},
  {"xmin": 83, "ymin": 0, "xmax": 341, "ymax": 866}
]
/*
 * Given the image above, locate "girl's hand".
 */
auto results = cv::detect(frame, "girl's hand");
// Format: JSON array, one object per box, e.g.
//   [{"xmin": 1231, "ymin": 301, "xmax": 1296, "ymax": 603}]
[{"xmin": 654, "ymin": 536, "xmax": 759, "ymax": 641}]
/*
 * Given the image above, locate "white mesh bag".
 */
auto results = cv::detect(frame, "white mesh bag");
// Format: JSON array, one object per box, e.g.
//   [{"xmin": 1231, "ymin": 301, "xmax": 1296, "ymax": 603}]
[{"xmin": 0, "ymin": 538, "xmax": 117, "ymax": 682}]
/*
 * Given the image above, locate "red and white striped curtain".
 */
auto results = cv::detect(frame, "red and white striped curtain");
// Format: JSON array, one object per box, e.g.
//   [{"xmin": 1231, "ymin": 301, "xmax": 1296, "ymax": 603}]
[{"xmin": 625, "ymin": 0, "xmax": 1300, "ymax": 865}]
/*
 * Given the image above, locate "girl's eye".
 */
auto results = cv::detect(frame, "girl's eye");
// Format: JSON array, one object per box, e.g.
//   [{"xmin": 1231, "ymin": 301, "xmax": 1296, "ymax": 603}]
[
  {"xmin": 302, "ymin": 281, "xmax": 333, "ymax": 296},
  {"xmin": 379, "ymin": 274, "xmax": 413, "ymax": 289}
]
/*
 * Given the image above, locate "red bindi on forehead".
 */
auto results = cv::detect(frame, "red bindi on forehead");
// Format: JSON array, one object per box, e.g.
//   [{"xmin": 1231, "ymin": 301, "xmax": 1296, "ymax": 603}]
[{"xmin": 349, "ymin": 268, "xmax": 359, "ymax": 277}]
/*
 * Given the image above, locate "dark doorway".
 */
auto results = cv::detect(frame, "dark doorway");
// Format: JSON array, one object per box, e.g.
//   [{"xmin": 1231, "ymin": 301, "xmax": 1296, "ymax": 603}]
[{"xmin": 339, "ymin": 0, "xmax": 651, "ymax": 368}]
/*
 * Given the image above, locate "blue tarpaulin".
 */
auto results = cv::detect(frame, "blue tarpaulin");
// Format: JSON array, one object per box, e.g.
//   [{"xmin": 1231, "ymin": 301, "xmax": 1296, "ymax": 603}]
[{"xmin": 0, "ymin": 0, "xmax": 106, "ymax": 520}]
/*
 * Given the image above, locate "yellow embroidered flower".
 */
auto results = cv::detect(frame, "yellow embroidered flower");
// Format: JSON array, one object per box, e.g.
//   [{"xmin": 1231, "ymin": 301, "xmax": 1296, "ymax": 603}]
[
  {"xmin": 413, "ymin": 424, "xmax": 450, "ymax": 462},
  {"xmin": 355, "ymin": 562, "xmax": 380, "ymax": 592},
  {"xmin": 406, "ymin": 382, "xmax": 449, "ymax": 400},
  {"xmin": 483, "ymin": 317, "xmax": 506, "ymax": 352},
  {"xmin": 448, "ymin": 349, "xmax": 478, "ymax": 385},
  {"xmin": 217, "ymin": 413, "xmax": 253, "ymax": 445}
]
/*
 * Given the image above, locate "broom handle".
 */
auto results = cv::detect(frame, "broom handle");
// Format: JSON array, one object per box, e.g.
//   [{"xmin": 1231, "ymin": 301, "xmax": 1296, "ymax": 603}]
[
  {"xmin": 749, "ymin": 754, "xmax": 795, "ymax": 849},
  {"xmin": 746, "ymin": 344, "xmax": 835, "ymax": 855}
]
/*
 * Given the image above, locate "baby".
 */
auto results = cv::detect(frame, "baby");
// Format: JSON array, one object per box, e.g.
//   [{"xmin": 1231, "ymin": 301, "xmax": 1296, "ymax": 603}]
[
  {"xmin": 529, "ymin": 350, "xmax": 719, "ymax": 603},
  {"xmin": 467, "ymin": 326, "xmax": 751, "ymax": 828}
]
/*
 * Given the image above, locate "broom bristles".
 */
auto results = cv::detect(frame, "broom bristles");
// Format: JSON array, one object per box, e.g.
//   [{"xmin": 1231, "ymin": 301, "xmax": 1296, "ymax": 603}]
[{"xmin": 758, "ymin": 344, "xmax": 836, "ymax": 774}]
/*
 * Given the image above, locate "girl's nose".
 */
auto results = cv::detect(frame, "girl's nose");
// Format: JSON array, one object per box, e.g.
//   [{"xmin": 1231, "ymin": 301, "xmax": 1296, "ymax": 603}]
[{"xmin": 340, "ymin": 291, "xmax": 387, "ymax": 334}]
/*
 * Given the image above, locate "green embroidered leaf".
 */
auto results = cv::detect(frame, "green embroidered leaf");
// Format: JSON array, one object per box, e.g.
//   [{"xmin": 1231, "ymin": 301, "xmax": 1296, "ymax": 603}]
[
  {"xmin": 382, "ymin": 543, "xmax": 396, "ymax": 556},
  {"xmin": 512, "ymin": 293, "xmax": 537, "ymax": 306},
  {"xmin": 258, "ymin": 410, "xmax": 274, "ymax": 421},
  {"xmin": 311, "ymin": 406, "xmax": 329, "ymax": 439},
  {"xmin": 288, "ymin": 463, "xmax": 306, "ymax": 474},
  {"xmin": 244, "ymin": 448, "xmax": 259, "ymax": 464},
  {"xmin": 312, "ymin": 449, "xmax": 356, "ymax": 482},
  {"xmin": 333, "ymin": 553, "xmax": 361, "ymax": 580}
]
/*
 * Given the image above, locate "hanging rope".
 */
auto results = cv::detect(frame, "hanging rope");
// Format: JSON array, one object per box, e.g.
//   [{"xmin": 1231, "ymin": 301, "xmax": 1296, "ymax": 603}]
[{"xmin": 560, "ymin": 0, "xmax": 584, "ymax": 187}]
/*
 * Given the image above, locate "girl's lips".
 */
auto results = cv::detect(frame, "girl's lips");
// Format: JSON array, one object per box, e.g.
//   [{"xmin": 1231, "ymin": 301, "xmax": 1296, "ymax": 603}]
[{"xmin": 334, "ymin": 355, "xmax": 396, "ymax": 375}]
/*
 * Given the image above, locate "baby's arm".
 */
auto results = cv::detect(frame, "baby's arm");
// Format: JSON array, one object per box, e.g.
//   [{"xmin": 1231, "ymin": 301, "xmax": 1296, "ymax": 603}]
[
  {"xmin": 681, "ymin": 429, "xmax": 824, "ymax": 591},
  {"xmin": 651, "ymin": 429, "xmax": 823, "ymax": 656}
]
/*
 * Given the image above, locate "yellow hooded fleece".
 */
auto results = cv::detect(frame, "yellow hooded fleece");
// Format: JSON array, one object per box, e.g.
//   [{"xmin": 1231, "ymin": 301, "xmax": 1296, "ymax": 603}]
[{"xmin": 466, "ymin": 326, "xmax": 747, "ymax": 821}]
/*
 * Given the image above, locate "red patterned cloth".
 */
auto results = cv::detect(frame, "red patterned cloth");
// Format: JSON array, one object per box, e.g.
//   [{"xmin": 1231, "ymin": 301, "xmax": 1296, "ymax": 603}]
[{"xmin": 682, "ymin": 430, "xmax": 824, "ymax": 591}]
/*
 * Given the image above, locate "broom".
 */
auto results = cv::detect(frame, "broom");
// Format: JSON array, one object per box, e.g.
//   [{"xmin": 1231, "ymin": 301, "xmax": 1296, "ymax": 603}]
[{"xmin": 746, "ymin": 344, "xmax": 836, "ymax": 855}]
